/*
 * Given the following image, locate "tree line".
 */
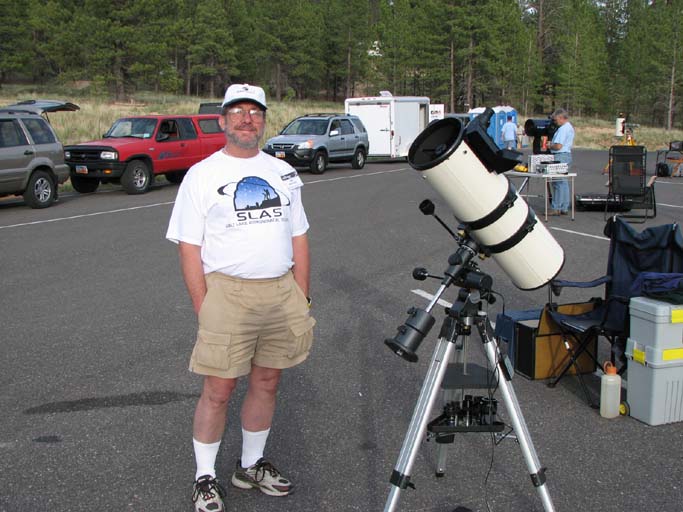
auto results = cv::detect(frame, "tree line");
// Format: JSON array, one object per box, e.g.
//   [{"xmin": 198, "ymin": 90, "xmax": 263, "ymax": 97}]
[{"xmin": 1, "ymin": 0, "xmax": 681, "ymax": 128}]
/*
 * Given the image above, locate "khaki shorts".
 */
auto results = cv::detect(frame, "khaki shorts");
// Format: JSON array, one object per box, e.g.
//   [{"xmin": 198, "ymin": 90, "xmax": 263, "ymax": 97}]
[{"xmin": 189, "ymin": 271, "xmax": 316, "ymax": 379}]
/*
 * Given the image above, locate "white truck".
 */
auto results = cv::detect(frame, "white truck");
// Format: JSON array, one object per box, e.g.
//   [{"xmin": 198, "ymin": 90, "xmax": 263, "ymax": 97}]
[{"xmin": 344, "ymin": 94, "xmax": 430, "ymax": 158}]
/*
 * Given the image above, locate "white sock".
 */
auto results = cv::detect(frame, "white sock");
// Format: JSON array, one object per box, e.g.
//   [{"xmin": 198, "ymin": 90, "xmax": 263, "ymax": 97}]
[
  {"xmin": 241, "ymin": 428, "xmax": 270, "ymax": 468},
  {"xmin": 193, "ymin": 438, "xmax": 221, "ymax": 481}
]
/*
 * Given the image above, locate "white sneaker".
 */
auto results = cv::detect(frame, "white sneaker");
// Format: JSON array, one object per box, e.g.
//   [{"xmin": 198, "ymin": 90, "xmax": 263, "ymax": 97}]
[
  {"xmin": 192, "ymin": 475, "xmax": 225, "ymax": 512},
  {"xmin": 231, "ymin": 458, "xmax": 293, "ymax": 497}
]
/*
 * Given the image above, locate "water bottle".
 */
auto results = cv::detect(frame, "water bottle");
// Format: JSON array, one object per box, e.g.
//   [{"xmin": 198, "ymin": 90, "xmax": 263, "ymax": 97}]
[{"xmin": 600, "ymin": 361, "xmax": 621, "ymax": 419}]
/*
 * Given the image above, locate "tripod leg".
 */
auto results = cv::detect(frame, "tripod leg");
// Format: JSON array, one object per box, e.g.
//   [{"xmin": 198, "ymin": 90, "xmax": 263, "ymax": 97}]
[
  {"xmin": 435, "ymin": 334, "xmax": 467, "ymax": 477},
  {"xmin": 385, "ymin": 337, "xmax": 457, "ymax": 512},
  {"xmin": 435, "ymin": 388, "xmax": 454, "ymax": 477},
  {"xmin": 435, "ymin": 440, "xmax": 448, "ymax": 478},
  {"xmin": 481, "ymin": 335, "xmax": 556, "ymax": 512}
]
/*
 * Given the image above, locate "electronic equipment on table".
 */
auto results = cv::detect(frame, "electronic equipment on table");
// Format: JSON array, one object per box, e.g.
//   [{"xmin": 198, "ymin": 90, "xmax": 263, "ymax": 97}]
[{"xmin": 538, "ymin": 162, "xmax": 568, "ymax": 175}]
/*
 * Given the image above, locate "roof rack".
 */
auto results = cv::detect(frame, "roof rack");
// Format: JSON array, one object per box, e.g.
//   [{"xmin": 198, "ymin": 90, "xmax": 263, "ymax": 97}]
[
  {"xmin": 301, "ymin": 113, "xmax": 344, "ymax": 117},
  {"xmin": 0, "ymin": 108, "xmax": 41, "ymax": 115}
]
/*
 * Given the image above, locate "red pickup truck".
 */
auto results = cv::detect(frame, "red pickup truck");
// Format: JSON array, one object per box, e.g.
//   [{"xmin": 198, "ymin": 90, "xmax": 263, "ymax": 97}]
[{"xmin": 64, "ymin": 114, "xmax": 225, "ymax": 194}]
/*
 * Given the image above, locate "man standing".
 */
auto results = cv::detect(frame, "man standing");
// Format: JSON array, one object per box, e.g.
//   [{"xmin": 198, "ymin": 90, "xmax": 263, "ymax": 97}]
[
  {"xmin": 166, "ymin": 84, "xmax": 315, "ymax": 512},
  {"xmin": 501, "ymin": 115, "xmax": 517, "ymax": 150},
  {"xmin": 548, "ymin": 108, "xmax": 575, "ymax": 216}
]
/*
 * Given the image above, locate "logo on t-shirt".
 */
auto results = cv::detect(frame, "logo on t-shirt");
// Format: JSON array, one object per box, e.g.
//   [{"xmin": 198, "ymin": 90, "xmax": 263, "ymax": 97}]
[{"xmin": 217, "ymin": 176, "xmax": 289, "ymax": 226}]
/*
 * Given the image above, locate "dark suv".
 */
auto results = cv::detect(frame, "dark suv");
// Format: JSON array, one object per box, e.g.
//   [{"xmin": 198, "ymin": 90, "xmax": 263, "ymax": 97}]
[
  {"xmin": 0, "ymin": 100, "xmax": 76, "ymax": 208},
  {"xmin": 263, "ymin": 113, "xmax": 369, "ymax": 174}
]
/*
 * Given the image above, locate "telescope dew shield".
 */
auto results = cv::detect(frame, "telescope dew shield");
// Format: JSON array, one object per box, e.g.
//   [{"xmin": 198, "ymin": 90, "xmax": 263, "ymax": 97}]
[
  {"xmin": 408, "ymin": 114, "xmax": 564, "ymax": 290},
  {"xmin": 524, "ymin": 118, "xmax": 558, "ymax": 139}
]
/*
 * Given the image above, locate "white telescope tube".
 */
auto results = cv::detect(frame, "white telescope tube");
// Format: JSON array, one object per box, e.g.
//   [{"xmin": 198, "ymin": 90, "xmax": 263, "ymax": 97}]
[{"xmin": 409, "ymin": 116, "xmax": 564, "ymax": 290}]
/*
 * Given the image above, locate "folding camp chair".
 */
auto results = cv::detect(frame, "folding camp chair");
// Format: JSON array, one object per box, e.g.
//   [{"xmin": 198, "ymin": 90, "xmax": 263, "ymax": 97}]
[
  {"xmin": 547, "ymin": 217, "xmax": 683, "ymax": 405},
  {"xmin": 604, "ymin": 145, "xmax": 656, "ymax": 222},
  {"xmin": 655, "ymin": 141, "xmax": 683, "ymax": 177}
]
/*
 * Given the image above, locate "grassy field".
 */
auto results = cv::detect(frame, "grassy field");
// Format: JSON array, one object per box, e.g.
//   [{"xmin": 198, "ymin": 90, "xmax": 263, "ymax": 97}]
[
  {"xmin": 572, "ymin": 116, "xmax": 683, "ymax": 152},
  {"xmin": 0, "ymin": 86, "xmax": 340, "ymax": 145},
  {"xmin": 1, "ymin": 85, "xmax": 681, "ymax": 151}
]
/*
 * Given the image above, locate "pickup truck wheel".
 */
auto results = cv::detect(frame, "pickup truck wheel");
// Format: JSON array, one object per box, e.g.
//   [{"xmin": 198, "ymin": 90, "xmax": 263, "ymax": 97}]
[
  {"xmin": 23, "ymin": 170, "xmax": 56, "ymax": 209},
  {"xmin": 165, "ymin": 170, "xmax": 186, "ymax": 184},
  {"xmin": 122, "ymin": 159, "xmax": 152, "ymax": 194},
  {"xmin": 70, "ymin": 175, "xmax": 100, "ymax": 193},
  {"xmin": 310, "ymin": 151, "xmax": 327, "ymax": 174},
  {"xmin": 351, "ymin": 148, "xmax": 366, "ymax": 169}
]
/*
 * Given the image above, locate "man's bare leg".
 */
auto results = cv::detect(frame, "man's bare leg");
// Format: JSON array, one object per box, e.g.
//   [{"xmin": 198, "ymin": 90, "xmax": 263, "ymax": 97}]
[
  {"xmin": 232, "ymin": 365, "xmax": 292, "ymax": 496},
  {"xmin": 241, "ymin": 366, "xmax": 282, "ymax": 432},
  {"xmin": 192, "ymin": 375, "xmax": 237, "ymax": 484},
  {"xmin": 194, "ymin": 376, "xmax": 237, "ymax": 442}
]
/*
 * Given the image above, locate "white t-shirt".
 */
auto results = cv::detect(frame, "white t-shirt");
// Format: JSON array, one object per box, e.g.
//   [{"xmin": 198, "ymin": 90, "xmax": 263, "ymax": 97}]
[
  {"xmin": 166, "ymin": 150, "xmax": 309, "ymax": 278},
  {"xmin": 502, "ymin": 121, "xmax": 517, "ymax": 141}
]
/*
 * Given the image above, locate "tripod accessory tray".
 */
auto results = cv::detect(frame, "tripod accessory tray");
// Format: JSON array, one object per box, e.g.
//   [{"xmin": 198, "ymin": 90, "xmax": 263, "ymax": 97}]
[
  {"xmin": 428, "ymin": 417, "xmax": 505, "ymax": 434},
  {"xmin": 428, "ymin": 362, "xmax": 505, "ymax": 436}
]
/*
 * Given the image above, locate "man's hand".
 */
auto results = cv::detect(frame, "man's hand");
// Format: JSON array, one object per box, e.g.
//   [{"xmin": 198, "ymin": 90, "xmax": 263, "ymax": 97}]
[
  {"xmin": 178, "ymin": 242, "xmax": 206, "ymax": 315},
  {"xmin": 292, "ymin": 234, "xmax": 310, "ymax": 297}
]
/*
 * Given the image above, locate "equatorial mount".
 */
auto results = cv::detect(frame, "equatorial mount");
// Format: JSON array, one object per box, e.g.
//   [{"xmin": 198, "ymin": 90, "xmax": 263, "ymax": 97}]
[{"xmin": 384, "ymin": 207, "xmax": 493, "ymax": 363}]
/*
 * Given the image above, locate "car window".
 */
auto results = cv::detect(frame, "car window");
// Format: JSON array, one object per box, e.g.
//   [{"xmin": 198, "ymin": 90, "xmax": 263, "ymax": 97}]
[
  {"xmin": 340, "ymin": 119, "xmax": 355, "ymax": 135},
  {"xmin": 330, "ymin": 120, "xmax": 341, "ymax": 134},
  {"xmin": 0, "ymin": 119, "xmax": 29, "ymax": 148},
  {"xmin": 177, "ymin": 118, "xmax": 198, "ymax": 140},
  {"xmin": 350, "ymin": 118, "xmax": 366, "ymax": 133},
  {"xmin": 107, "ymin": 118, "xmax": 157, "ymax": 139},
  {"xmin": 198, "ymin": 103, "xmax": 222, "ymax": 115},
  {"xmin": 282, "ymin": 119, "xmax": 328, "ymax": 136},
  {"xmin": 22, "ymin": 118, "xmax": 56, "ymax": 144},
  {"xmin": 198, "ymin": 118, "xmax": 222, "ymax": 134},
  {"xmin": 158, "ymin": 119, "xmax": 180, "ymax": 141}
]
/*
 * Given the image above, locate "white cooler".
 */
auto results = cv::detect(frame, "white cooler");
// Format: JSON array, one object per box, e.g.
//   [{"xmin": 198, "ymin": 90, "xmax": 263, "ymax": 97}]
[{"xmin": 626, "ymin": 297, "xmax": 683, "ymax": 426}]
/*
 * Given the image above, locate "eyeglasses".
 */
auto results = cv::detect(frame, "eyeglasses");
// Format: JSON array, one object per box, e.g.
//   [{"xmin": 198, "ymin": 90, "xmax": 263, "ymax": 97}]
[{"xmin": 226, "ymin": 107, "xmax": 265, "ymax": 119}]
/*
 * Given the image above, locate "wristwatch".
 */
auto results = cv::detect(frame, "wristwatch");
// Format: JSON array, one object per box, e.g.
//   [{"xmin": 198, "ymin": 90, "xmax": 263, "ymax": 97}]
[{"xmin": 306, "ymin": 296, "xmax": 312, "ymax": 308}]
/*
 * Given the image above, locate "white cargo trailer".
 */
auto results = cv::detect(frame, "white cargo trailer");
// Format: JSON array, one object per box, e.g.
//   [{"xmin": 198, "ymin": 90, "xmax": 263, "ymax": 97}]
[{"xmin": 344, "ymin": 94, "xmax": 430, "ymax": 158}]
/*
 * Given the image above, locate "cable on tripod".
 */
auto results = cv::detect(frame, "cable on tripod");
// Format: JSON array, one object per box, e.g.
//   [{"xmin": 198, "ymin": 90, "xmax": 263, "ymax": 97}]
[
  {"xmin": 490, "ymin": 291, "xmax": 506, "ymax": 314},
  {"xmin": 485, "ymin": 432, "xmax": 496, "ymax": 512},
  {"xmin": 483, "ymin": 362, "xmax": 500, "ymax": 512},
  {"xmin": 482, "ymin": 294, "xmax": 506, "ymax": 512},
  {"xmin": 483, "ymin": 369, "xmax": 499, "ymax": 512},
  {"xmin": 494, "ymin": 426, "xmax": 515, "ymax": 446}
]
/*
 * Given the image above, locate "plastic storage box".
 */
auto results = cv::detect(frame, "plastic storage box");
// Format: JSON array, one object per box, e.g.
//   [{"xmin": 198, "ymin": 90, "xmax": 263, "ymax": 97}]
[
  {"xmin": 630, "ymin": 296, "xmax": 683, "ymax": 350},
  {"xmin": 626, "ymin": 297, "xmax": 683, "ymax": 426},
  {"xmin": 625, "ymin": 339, "xmax": 683, "ymax": 425}
]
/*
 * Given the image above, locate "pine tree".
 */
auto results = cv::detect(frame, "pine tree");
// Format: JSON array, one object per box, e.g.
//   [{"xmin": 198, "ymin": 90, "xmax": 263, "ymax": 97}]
[
  {"xmin": 0, "ymin": 0, "xmax": 678, "ymax": 126},
  {"xmin": 553, "ymin": 0, "xmax": 609, "ymax": 116},
  {"xmin": 186, "ymin": 0, "xmax": 238, "ymax": 97},
  {"xmin": 0, "ymin": 0, "xmax": 32, "ymax": 85}
]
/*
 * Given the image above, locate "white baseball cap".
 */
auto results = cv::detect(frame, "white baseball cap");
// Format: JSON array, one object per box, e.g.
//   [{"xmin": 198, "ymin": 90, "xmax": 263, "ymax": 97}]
[{"xmin": 221, "ymin": 83, "xmax": 267, "ymax": 110}]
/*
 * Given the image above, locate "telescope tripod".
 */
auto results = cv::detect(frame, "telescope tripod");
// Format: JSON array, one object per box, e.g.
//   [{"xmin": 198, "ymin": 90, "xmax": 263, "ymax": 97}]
[{"xmin": 383, "ymin": 241, "xmax": 555, "ymax": 512}]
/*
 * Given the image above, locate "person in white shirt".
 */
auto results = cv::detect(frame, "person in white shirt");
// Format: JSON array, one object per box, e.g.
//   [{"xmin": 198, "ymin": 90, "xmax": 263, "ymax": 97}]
[
  {"xmin": 548, "ymin": 108, "xmax": 575, "ymax": 216},
  {"xmin": 501, "ymin": 115, "xmax": 517, "ymax": 149},
  {"xmin": 166, "ymin": 84, "xmax": 314, "ymax": 511}
]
